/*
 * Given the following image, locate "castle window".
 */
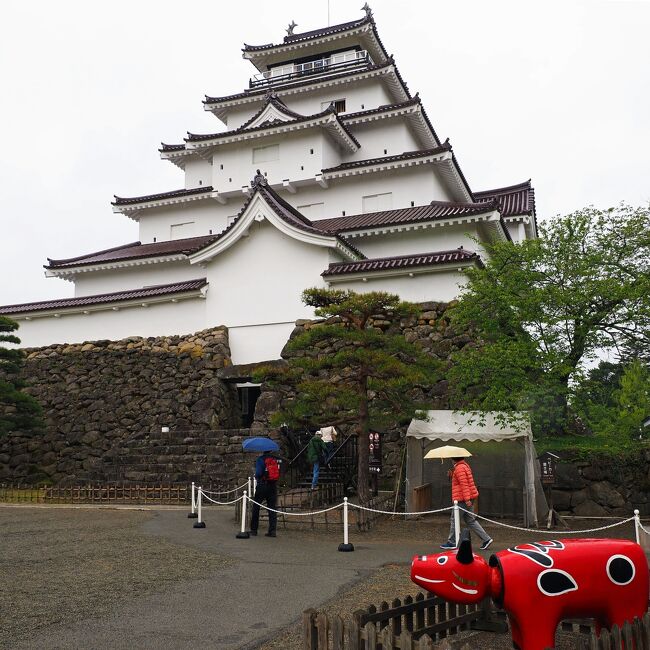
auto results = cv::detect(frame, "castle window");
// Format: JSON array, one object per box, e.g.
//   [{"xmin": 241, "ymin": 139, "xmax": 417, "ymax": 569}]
[
  {"xmin": 170, "ymin": 221, "xmax": 195, "ymax": 240},
  {"xmin": 321, "ymin": 98, "xmax": 346, "ymax": 113},
  {"xmin": 252, "ymin": 143, "xmax": 279, "ymax": 163},
  {"xmin": 297, "ymin": 202, "xmax": 324, "ymax": 219},
  {"xmin": 362, "ymin": 192, "xmax": 392, "ymax": 213}
]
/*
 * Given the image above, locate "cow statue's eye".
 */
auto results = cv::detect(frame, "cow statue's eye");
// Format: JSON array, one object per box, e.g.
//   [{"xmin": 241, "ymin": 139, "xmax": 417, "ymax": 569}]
[{"xmin": 437, "ymin": 556, "xmax": 448, "ymax": 565}]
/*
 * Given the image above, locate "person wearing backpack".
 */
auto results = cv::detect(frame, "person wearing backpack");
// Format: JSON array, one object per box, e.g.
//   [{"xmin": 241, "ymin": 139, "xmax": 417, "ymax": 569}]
[
  {"xmin": 250, "ymin": 450, "xmax": 280, "ymax": 537},
  {"xmin": 307, "ymin": 430, "xmax": 328, "ymax": 489}
]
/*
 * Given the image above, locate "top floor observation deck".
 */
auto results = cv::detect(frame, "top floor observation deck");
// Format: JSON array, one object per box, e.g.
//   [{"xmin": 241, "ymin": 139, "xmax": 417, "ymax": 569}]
[{"xmin": 249, "ymin": 49, "xmax": 372, "ymax": 90}]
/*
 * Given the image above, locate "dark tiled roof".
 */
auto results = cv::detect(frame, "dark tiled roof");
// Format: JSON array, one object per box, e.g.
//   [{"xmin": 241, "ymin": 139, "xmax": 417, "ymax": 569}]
[
  {"xmin": 341, "ymin": 97, "xmax": 420, "ymax": 121},
  {"xmin": 204, "ymin": 60, "xmax": 401, "ymax": 105},
  {"xmin": 46, "ymin": 236, "xmax": 217, "ymax": 269},
  {"xmin": 0, "ymin": 279, "xmax": 208, "ymax": 315},
  {"xmin": 314, "ymin": 200, "xmax": 498, "ymax": 234},
  {"xmin": 186, "ymin": 105, "xmax": 361, "ymax": 146},
  {"xmin": 322, "ymin": 145, "xmax": 451, "ymax": 174},
  {"xmin": 237, "ymin": 94, "xmax": 305, "ymax": 130},
  {"xmin": 112, "ymin": 186, "xmax": 213, "ymax": 206},
  {"xmin": 322, "ymin": 249, "xmax": 481, "ymax": 277},
  {"xmin": 159, "ymin": 143, "xmax": 186, "ymax": 152},
  {"xmin": 474, "ymin": 180, "xmax": 535, "ymax": 217},
  {"xmin": 243, "ymin": 17, "xmax": 371, "ymax": 52}
]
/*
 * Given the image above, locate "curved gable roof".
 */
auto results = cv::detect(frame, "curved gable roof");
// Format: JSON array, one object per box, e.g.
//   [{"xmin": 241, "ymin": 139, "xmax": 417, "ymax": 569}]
[{"xmin": 474, "ymin": 180, "xmax": 535, "ymax": 217}]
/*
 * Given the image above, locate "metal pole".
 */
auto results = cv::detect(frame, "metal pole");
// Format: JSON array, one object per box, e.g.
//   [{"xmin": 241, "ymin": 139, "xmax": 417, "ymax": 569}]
[
  {"xmin": 253, "ymin": 476, "xmax": 257, "ymax": 496},
  {"xmin": 634, "ymin": 509, "xmax": 641, "ymax": 544},
  {"xmin": 247, "ymin": 476, "xmax": 252, "ymax": 499},
  {"xmin": 236, "ymin": 490, "xmax": 250, "ymax": 539},
  {"xmin": 338, "ymin": 497, "xmax": 354, "ymax": 552},
  {"xmin": 193, "ymin": 487, "xmax": 206, "ymax": 528},
  {"xmin": 188, "ymin": 481, "xmax": 198, "ymax": 518},
  {"xmin": 453, "ymin": 500, "xmax": 460, "ymax": 547}
]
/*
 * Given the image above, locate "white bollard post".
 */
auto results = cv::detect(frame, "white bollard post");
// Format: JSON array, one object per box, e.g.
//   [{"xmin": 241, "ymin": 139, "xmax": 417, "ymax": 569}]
[
  {"xmin": 634, "ymin": 509, "xmax": 641, "ymax": 544},
  {"xmin": 338, "ymin": 497, "xmax": 354, "ymax": 552},
  {"xmin": 193, "ymin": 487, "xmax": 206, "ymax": 528},
  {"xmin": 236, "ymin": 490, "xmax": 250, "ymax": 539},
  {"xmin": 188, "ymin": 481, "xmax": 198, "ymax": 518},
  {"xmin": 453, "ymin": 500, "xmax": 461, "ymax": 547}
]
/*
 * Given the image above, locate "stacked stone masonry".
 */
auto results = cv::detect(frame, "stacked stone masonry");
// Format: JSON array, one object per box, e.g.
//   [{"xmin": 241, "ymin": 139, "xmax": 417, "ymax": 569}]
[{"xmin": 0, "ymin": 327, "xmax": 247, "ymax": 485}]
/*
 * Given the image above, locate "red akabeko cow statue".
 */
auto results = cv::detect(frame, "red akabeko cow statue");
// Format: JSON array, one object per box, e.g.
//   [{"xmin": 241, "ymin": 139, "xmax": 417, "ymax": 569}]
[{"xmin": 411, "ymin": 530, "xmax": 649, "ymax": 650}]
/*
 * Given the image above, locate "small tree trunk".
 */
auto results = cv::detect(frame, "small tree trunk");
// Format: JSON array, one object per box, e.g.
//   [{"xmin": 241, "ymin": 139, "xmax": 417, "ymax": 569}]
[{"xmin": 357, "ymin": 375, "xmax": 370, "ymax": 529}]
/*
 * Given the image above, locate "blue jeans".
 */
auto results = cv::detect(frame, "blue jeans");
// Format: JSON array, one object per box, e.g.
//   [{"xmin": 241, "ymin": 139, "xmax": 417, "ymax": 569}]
[{"xmin": 311, "ymin": 462, "xmax": 320, "ymax": 488}]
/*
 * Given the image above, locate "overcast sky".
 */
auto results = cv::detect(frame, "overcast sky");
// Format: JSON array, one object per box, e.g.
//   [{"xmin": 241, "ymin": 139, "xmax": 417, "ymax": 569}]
[{"xmin": 1, "ymin": 0, "xmax": 649, "ymax": 306}]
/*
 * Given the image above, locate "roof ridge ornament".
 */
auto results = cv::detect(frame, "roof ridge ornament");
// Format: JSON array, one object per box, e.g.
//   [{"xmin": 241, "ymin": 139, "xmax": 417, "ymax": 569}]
[
  {"xmin": 251, "ymin": 169, "xmax": 268, "ymax": 188},
  {"xmin": 286, "ymin": 20, "xmax": 297, "ymax": 36},
  {"xmin": 361, "ymin": 3, "xmax": 373, "ymax": 19}
]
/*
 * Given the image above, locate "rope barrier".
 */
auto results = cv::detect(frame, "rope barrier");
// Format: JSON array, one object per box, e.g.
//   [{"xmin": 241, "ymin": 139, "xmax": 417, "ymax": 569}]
[
  {"xmin": 201, "ymin": 492, "xmax": 245, "ymax": 506},
  {"xmin": 247, "ymin": 497, "xmax": 344, "ymax": 517},
  {"xmin": 456, "ymin": 505, "xmax": 636, "ymax": 535},
  {"xmin": 201, "ymin": 482, "xmax": 248, "ymax": 497},
  {"xmin": 348, "ymin": 503, "xmax": 454, "ymax": 516},
  {"xmin": 637, "ymin": 520, "xmax": 650, "ymax": 536}
]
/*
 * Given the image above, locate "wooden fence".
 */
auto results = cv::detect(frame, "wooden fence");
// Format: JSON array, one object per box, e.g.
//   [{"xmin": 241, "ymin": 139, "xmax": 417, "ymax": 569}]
[
  {"xmin": 0, "ymin": 482, "xmax": 238, "ymax": 505},
  {"xmin": 304, "ymin": 593, "xmax": 650, "ymax": 650},
  {"xmin": 303, "ymin": 593, "xmax": 506, "ymax": 649},
  {"xmin": 572, "ymin": 613, "xmax": 650, "ymax": 650}
]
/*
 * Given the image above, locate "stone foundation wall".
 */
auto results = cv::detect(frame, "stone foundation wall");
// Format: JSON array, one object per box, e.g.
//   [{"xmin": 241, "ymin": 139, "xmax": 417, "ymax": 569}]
[
  {"xmin": 551, "ymin": 452, "xmax": 650, "ymax": 516},
  {"xmin": 0, "ymin": 327, "xmax": 241, "ymax": 484}
]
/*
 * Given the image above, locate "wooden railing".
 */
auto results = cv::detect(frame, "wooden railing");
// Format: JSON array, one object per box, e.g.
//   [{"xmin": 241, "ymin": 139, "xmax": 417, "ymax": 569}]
[
  {"xmin": 0, "ymin": 482, "xmax": 240, "ymax": 505},
  {"xmin": 303, "ymin": 593, "xmax": 505, "ymax": 649}
]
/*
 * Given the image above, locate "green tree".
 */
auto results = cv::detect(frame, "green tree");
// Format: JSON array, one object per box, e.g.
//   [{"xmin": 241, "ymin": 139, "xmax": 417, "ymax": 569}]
[
  {"xmin": 0, "ymin": 316, "xmax": 43, "ymax": 436},
  {"xmin": 610, "ymin": 360, "xmax": 650, "ymax": 439},
  {"xmin": 447, "ymin": 204, "xmax": 650, "ymax": 434},
  {"xmin": 255, "ymin": 289, "xmax": 440, "ymax": 507}
]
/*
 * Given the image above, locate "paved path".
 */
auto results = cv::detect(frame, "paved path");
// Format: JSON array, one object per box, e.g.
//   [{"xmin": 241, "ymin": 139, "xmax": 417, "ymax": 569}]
[{"xmin": 15, "ymin": 508, "xmax": 428, "ymax": 650}]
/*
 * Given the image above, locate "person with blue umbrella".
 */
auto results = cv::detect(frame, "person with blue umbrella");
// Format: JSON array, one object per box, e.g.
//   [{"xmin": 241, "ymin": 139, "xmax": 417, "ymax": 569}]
[{"xmin": 243, "ymin": 437, "xmax": 280, "ymax": 538}]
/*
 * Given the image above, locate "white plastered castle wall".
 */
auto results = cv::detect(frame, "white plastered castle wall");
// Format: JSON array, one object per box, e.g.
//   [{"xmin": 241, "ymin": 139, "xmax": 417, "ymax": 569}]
[
  {"xmin": 223, "ymin": 77, "xmax": 395, "ymax": 130},
  {"xmin": 201, "ymin": 218, "xmax": 334, "ymax": 364},
  {"xmin": 282, "ymin": 165, "xmax": 454, "ymax": 219},
  {"xmin": 12, "ymin": 298, "xmax": 207, "ymax": 349},
  {"xmin": 343, "ymin": 120, "xmax": 420, "ymax": 162},
  {"xmin": 73, "ymin": 262, "xmax": 204, "ymax": 297},
  {"xmin": 327, "ymin": 269, "xmax": 469, "ymax": 303},
  {"xmin": 137, "ymin": 202, "xmax": 231, "ymax": 244}
]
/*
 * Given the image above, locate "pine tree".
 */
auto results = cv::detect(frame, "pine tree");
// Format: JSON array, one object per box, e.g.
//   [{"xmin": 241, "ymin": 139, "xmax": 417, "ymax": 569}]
[
  {"xmin": 256, "ymin": 288, "xmax": 440, "ymax": 511},
  {"xmin": 0, "ymin": 316, "xmax": 43, "ymax": 436}
]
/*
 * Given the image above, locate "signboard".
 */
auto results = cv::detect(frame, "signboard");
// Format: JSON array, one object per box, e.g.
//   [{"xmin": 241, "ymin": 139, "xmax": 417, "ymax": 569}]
[
  {"xmin": 538, "ymin": 451, "xmax": 559, "ymax": 485},
  {"xmin": 369, "ymin": 432, "xmax": 382, "ymax": 474}
]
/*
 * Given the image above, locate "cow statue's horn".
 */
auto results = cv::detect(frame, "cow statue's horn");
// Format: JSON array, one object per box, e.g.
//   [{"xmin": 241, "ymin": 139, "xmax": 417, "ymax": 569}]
[{"xmin": 456, "ymin": 530, "xmax": 474, "ymax": 564}]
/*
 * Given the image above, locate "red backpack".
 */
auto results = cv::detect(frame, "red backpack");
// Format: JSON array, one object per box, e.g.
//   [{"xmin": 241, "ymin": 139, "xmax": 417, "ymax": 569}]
[{"xmin": 263, "ymin": 456, "xmax": 280, "ymax": 482}]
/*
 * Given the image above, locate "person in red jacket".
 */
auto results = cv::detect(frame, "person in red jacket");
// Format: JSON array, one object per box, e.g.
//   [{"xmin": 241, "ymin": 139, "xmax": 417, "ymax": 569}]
[{"xmin": 440, "ymin": 457, "xmax": 493, "ymax": 550}]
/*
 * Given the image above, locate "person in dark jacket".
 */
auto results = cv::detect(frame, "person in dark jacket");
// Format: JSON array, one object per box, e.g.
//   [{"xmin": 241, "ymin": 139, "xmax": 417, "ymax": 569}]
[
  {"xmin": 306, "ymin": 431, "xmax": 327, "ymax": 489},
  {"xmin": 250, "ymin": 451, "xmax": 278, "ymax": 537}
]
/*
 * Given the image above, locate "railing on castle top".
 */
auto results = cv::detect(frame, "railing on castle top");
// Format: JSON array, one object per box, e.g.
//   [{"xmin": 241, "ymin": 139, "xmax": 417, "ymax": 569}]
[{"xmin": 0, "ymin": 482, "xmax": 236, "ymax": 505}]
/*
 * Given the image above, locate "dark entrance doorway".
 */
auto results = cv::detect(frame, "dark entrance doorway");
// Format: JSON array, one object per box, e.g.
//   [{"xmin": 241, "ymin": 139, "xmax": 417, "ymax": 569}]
[{"xmin": 236, "ymin": 382, "xmax": 261, "ymax": 427}]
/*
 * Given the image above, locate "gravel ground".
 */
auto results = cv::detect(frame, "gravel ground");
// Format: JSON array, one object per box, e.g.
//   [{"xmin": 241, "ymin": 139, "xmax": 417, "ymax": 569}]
[
  {"xmin": 0, "ymin": 506, "xmax": 231, "ymax": 648},
  {"xmin": 0, "ymin": 505, "xmax": 643, "ymax": 650}
]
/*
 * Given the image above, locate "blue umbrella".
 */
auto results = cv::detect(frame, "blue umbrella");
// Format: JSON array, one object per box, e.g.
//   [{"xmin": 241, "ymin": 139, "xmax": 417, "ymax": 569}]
[{"xmin": 242, "ymin": 437, "xmax": 280, "ymax": 453}]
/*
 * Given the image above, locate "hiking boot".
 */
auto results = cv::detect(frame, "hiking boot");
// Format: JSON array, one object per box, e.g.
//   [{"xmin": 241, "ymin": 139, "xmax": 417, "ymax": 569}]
[
  {"xmin": 480, "ymin": 539, "xmax": 493, "ymax": 550},
  {"xmin": 265, "ymin": 531, "xmax": 276, "ymax": 538},
  {"xmin": 439, "ymin": 542, "xmax": 456, "ymax": 550}
]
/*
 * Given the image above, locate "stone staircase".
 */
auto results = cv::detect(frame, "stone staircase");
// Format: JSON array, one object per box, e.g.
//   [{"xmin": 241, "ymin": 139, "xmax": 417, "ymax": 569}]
[{"xmin": 101, "ymin": 428, "xmax": 252, "ymax": 485}]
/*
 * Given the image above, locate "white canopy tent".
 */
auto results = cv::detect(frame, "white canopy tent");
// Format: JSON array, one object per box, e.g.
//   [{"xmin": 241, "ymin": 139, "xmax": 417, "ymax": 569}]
[{"xmin": 406, "ymin": 410, "xmax": 547, "ymax": 526}]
